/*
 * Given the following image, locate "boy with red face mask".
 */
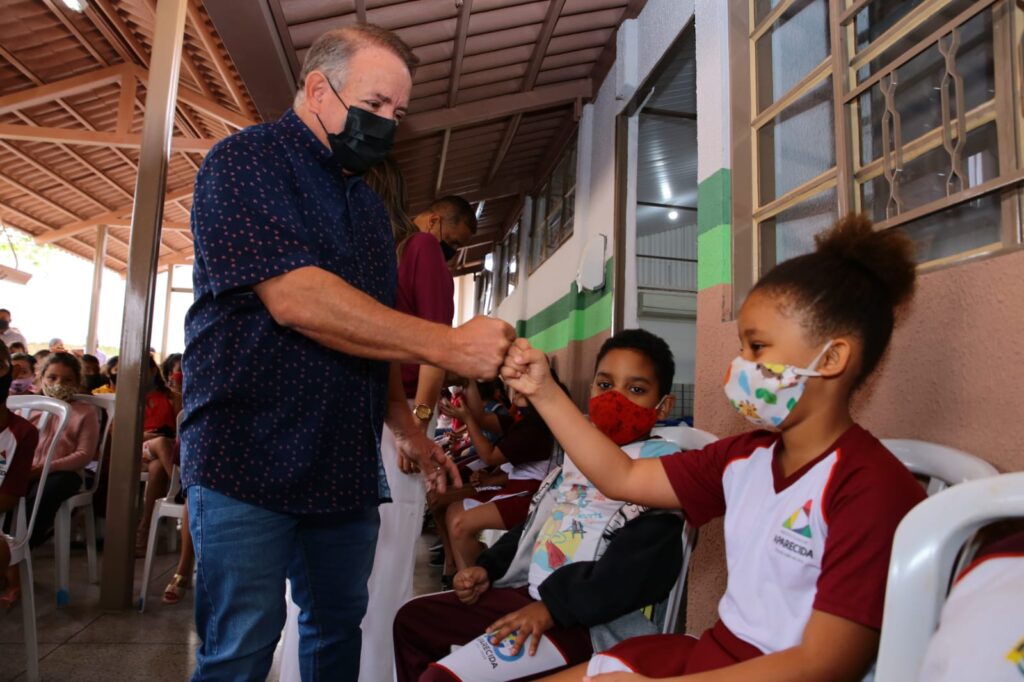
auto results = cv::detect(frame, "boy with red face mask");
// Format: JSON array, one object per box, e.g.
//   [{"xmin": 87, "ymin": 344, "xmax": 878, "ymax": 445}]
[{"xmin": 392, "ymin": 329, "xmax": 685, "ymax": 681}]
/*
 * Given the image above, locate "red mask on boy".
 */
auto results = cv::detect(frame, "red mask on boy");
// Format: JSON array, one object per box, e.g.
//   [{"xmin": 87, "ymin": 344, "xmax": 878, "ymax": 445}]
[{"xmin": 588, "ymin": 390, "xmax": 663, "ymax": 446}]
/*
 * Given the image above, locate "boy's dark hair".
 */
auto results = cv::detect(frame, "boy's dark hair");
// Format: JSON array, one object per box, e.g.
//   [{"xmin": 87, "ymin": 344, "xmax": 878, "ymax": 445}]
[
  {"xmin": 753, "ymin": 214, "xmax": 916, "ymax": 384},
  {"xmin": 41, "ymin": 351, "xmax": 83, "ymax": 387},
  {"xmin": 82, "ymin": 354, "xmax": 99, "ymax": 366},
  {"xmin": 429, "ymin": 195, "xmax": 478, "ymax": 234},
  {"xmin": 34, "ymin": 349, "xmax": 50, "ymax": 362},
  {"xmin": 12, "ymin": 352, "xmax": 35, "ymax": 370},
  {"xmin": 161, "ymin": 353, "xmax": 182, "ymax": 382},
  {"xmin": 595, "ymin": 329, "xmax": 675, "ymax": 397},
  {"xmin": 9, "ymin": 341, "xmax": 25, "ymax": 353}
]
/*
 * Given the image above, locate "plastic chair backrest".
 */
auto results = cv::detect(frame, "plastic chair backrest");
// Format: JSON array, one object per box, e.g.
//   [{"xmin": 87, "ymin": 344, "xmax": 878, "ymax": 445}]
[
  {"xmin": 881, "ymin": 439, "xmax": 999, "ymax": 496},
  {"xmin": 874, "ymin": 472, "xmax": 1024, "ymax": 682},
  {"xmin": 73, "ymin": 393, "xmax": 115, "ymax": 493},
  {"xmin": 651, "ymin": 425, "xmax": 719, "ymax": 633},
  {"xmin": 652, "ymin": 424, "xmax": 719, "ymax": 452},
  {"xmin": 4, "ymin": 396, "xmax": 70, "ymax": 548}
]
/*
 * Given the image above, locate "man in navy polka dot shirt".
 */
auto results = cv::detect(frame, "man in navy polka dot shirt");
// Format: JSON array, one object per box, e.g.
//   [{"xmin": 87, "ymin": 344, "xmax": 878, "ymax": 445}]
[{"xmin": 181, "ymin": 24, "xmax": 514, "ymax": 681}]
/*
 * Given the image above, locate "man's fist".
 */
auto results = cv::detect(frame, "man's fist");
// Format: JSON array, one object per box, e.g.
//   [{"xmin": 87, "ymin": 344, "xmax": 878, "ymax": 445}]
[{"xmin": 445, "ymin": 316, "xmax": 515, "ymax": 380}]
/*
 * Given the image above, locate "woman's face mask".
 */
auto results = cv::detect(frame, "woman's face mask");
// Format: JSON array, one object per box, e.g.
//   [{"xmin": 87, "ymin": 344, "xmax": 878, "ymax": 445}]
[
  {"xmin": 42, "ymin": 381, "xmax": 78, "ymax": 403},
  {"xmin": 722, "ymin": 342, "xmax": 832, "ymax": 430}
]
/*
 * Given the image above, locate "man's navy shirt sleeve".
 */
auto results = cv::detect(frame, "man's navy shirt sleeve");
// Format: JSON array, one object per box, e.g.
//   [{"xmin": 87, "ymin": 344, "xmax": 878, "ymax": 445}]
[{"xmin": 192, "ymin": 134, "xmax": 319, "ymax": 297}]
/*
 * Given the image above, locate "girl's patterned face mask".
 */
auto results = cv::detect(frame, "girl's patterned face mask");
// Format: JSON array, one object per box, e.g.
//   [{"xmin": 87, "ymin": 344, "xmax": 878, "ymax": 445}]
[{"xmin": 722, "ymin": 342, "xmax": 832, "ymax": 430}]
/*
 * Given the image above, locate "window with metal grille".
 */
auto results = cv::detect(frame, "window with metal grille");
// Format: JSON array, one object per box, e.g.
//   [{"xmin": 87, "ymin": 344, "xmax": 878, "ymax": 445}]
[
  {"xmin": 732, "ymin": 0, "xmax": 1023, "ymax": 299},
  {"xmin": 530, "ymin": 139, "xmax": 578, "ymax": 272}
]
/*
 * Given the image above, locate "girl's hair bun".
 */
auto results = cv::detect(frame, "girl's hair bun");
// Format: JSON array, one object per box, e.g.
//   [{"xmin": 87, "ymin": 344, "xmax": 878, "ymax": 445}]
[{"xmin": 813, "ymin": 214, "xmax": 916, "ymax": 308}]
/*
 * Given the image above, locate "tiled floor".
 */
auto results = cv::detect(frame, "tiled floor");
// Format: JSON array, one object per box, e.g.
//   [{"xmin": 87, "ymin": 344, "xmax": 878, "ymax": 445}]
[{"xmin": 2, "ymin": 526, "xmax": 444, "ymax": 681}]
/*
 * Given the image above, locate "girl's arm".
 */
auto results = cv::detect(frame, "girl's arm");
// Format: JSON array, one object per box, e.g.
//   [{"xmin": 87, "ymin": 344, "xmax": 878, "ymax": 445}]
[
  {"xmin": 463, "ymin": 381, "xmax": 503, "ymax": 435},
  {"xmin": 502, "ymin": 340, "xmax": 678, "ymax": 508},
  {"xmin": 50, "ymin": 407, "xmax": 99, "ymax": 472},
  {"xmin": 602, "ymin": 610, "xmax": 876, "ymax": 682},
  {"xmin": 464, "ymin": 409, "xmax": 505, "ymax": 466}
]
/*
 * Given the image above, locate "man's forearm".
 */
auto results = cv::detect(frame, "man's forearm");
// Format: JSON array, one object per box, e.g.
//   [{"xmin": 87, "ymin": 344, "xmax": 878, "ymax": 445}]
[{"xmin": 256, "ymin": 266, "xmax": 450, "ymax": 366}]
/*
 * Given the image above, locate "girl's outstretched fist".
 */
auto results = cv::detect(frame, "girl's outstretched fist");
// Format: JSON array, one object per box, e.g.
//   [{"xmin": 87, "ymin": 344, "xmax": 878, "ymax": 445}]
[{"xmin": 501, "ymin": 338, "xmax": 553, "ymax": 399}]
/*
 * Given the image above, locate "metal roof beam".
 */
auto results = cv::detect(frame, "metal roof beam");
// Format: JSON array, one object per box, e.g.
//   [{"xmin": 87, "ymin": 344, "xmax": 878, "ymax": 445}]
[
  {"xmin": 447, "ymin": 0, "xmax": 473, "ymax": 109},
  {"xmin": 523, "ymin": 0, "xmax": 566, "ymax": 91},
  {"xmin": 33, "ymin": 186, "xmax": 195, "ymax": 244},
  {"xmin": 398, "ymin": 78, "xmax": 591, "ymax": 140},
  {"xmin": 485, "ymin": 113, "xmax": 522, "ymax": 185},
  {"xmin": 0, "ymin": 64, "xmax": 128, "ymax": 115}
]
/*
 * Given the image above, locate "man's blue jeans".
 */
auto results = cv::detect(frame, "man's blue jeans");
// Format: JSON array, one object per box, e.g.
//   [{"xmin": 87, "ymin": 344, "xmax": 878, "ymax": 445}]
[{"xmin": 188, "ymin": 486, "xmax": 380, "ymax": 681}]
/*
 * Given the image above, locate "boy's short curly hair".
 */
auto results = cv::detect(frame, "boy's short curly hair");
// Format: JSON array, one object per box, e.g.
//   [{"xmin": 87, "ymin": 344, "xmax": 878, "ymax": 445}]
[{"xmin": 594, "ymin": 329, "xmax": 675, "ymax": 397}]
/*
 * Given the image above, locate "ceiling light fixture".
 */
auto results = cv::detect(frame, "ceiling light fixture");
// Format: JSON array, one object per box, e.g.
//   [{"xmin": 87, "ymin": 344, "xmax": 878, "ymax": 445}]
[
  {"xmin": 61, "ymin": 0, "xmax": 87, "ymax": 12},
  {"xmin": 668, "ymin": 210, "xmax": 679, "ymax": 221}
]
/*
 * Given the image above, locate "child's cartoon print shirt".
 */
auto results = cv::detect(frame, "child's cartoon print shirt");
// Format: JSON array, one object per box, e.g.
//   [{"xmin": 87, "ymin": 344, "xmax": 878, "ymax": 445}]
[{"xmin": 528, "ymin": 437, "xmax": 679, "ymax": 599}]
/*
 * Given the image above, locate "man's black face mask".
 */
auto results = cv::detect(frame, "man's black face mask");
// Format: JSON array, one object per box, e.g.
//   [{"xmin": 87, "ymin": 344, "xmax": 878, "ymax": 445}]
[{"xmin": 316, "ymin": 81, "xmax": 396, "ymax": 175}]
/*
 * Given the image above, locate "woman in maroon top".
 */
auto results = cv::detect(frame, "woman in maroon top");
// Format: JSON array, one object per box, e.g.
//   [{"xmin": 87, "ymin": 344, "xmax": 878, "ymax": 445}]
[{"xmin": 359, "ymin": 161, "xmax": 480, "ymax": 682}]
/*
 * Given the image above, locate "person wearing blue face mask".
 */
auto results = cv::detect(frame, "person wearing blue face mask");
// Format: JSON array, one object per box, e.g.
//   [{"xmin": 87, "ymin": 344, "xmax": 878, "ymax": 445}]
[{"xmin": 183, "ymin": 22, "xmax": 515, "ymax": 682}]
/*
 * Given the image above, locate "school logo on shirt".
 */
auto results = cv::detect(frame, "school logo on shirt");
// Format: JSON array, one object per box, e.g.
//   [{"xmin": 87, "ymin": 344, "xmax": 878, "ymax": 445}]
[
  {"xmin": 1006, "ymin": 636, "xmax": 1024, "ymax": 675},
  {"xmin": 774, "ymin": 499, "xmax": 815, "ymax": 561},
  {"xmin": 782, "ymin": 500, "xmax": 813, "ymax": 538},
  {"xmin": 492, "ymin": 632, "xmax": 526, "ymax": 662}
]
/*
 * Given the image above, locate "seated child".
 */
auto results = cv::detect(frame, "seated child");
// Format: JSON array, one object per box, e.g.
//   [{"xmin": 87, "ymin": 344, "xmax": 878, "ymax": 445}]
[
  {"xmin": 504, "ymin": 216, "xmax": 928, "ymax": 681},
  {"xmin": 10, "ymin": 353, "xmax": 37, "ymax": 395},
  {"xmin": 918, "ymin": 529, "xmax": 1024, "ymax": 681},
  {"xmin": 394, "ymin": 329, "xmax": 685, "ymax": 681},
  {"xmin": 3, "ymin": 351, "xmax": 98, "ymax": 607},
  {"xmin": 0, "ymin": 341, "xmax": 41, "ymax": 607},
  {"xmin": 437, "ymin": 377, "xmax": 561, "ymax": 582}
]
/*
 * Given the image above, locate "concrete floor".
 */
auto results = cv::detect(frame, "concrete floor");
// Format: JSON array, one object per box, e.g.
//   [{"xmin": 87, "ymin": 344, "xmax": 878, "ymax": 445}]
[{"xmin": 2, "ymin": 522, "xmax": 444, "ymax": 681}]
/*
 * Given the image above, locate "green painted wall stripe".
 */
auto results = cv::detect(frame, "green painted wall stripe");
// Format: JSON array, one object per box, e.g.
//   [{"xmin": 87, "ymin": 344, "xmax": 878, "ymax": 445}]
[
  {"xmin": 519, "ymin": 258, "xmax": 614, "ymax": 338},
  {"xmin": 697, "ymin": 169, "xmax": 731, "ymax": 237},
  {"xmin": 528, "ymin": 294, "xmax": 613, "ymax": 353},
  {"xmin": 697, "ymin": 223, "xmax": 732, "ymax": 291}
]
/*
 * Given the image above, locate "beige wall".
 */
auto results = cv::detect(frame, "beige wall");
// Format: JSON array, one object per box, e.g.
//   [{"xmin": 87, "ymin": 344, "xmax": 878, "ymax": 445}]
[{"xmin": 686, "ymin": 248, "xmax": 1024, "ymax": 632}]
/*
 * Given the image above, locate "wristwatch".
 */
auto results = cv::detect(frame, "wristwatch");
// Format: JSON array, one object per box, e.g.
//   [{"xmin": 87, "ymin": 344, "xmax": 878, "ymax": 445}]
[{"xmin": 413, "ymin": 403, "xmax": 433, "ymax": 421}]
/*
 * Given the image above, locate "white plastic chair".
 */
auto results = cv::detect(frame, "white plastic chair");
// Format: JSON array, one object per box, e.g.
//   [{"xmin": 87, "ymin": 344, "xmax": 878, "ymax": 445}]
[
  {"xmin": 1, "ymin": 396, "xmax": 70, "ymax": 682},
  {"xmin": 53, "ymin": 393, "xmax": 114, "ymax": 605},
  {"xmin": 881, "ymin": 439, "xmax": 999, "ymax": 495},
  {"xmin": 854, "ymin": 439, "xmax": 1000, "ymax": 682},
  {"xmin": 874, "ymin": 471, "xmax": 1023, "ymax": 682},
  {"xmin": 137, "ymin": 411, "xmax": 185, "ymax": 612},
  {"xmin": 137, "ymin": 464, "xmax": 183, "ymax": 612},
  {"xmin": 652, "ymin": 424, "xmax": 719, "ymax": 634}
]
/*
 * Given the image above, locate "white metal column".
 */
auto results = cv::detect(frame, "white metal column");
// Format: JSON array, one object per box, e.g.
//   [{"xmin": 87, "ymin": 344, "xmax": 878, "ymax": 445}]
[{"xmin": 85, "ymin": 225, "xmax": 107, "ymax": 355}]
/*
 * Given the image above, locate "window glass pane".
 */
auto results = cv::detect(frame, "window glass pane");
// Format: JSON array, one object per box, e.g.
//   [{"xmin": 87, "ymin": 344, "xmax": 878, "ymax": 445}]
[
  {"xmin": 531, "ymin": 186, "xmax": 547, "ymax": 270},
  {"xmin": 757, "ymin": 77, "xmax": 835, "ymax": 203},
  {"xmin": 858, "ymin": 10, "xmax": 994, "ymax": 167},
  {"xmin": 755, "ymin": 0, "xmax": 830, "ymax": 111},
  {"xmin": 754, "ymin": 0, "xmax": 783, "ymax": 24},
  {"xmin": 860, "ymin": 122, "xmax": 999, "ymax": 221},
  {"xmin": 758, "ymin": 187, "xmax": 838, "ymax": 272},
  {"xmin": 853, "ymin": 0, "xmax": 978, "ymax": 83},
  {"xmin": 900, "ymin": 191, "xmax": 1002, "ymax": 262}
]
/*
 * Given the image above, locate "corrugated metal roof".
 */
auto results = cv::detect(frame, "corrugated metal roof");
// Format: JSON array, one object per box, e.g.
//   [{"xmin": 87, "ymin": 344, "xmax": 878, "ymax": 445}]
[
  {"xmin": 0, "ymin": 0, "xmax": 644, "ymax": 273},
  {"xmin": 0, "ymin": 0, "xmax": 257, "ymax": 272}
]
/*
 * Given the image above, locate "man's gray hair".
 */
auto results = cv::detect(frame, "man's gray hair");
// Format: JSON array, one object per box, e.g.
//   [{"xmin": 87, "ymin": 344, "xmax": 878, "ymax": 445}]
[{"xmin": 294, "ymin": 24, "xmax": 418, "ymax": 105}]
